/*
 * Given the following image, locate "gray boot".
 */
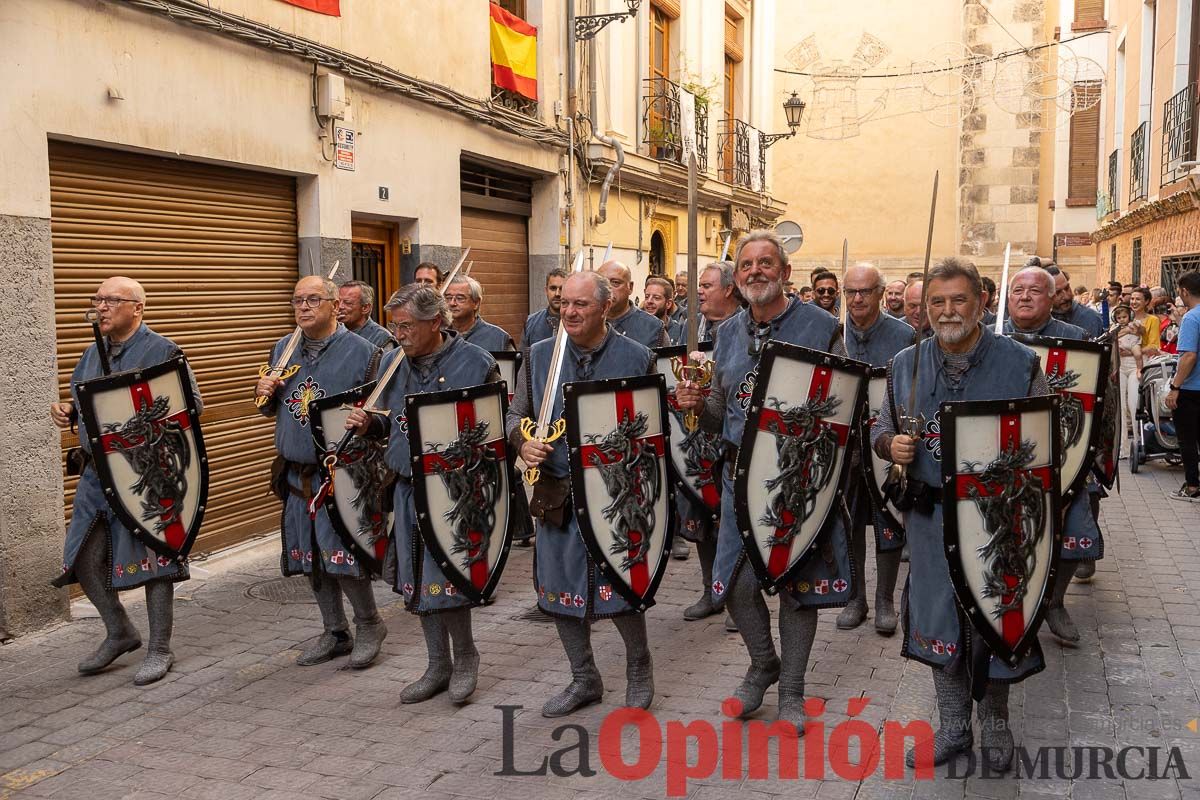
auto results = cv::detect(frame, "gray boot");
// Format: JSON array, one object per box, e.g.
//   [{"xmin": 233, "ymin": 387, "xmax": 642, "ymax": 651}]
[
  {"xmin": 977, "ymin": 682, "xmax": 1014, "ymax": 772},
  {"xmin": 874, "ymin": 549, "xmax": 901, "ymax": 635},
  {"xmin": 684, "ymin": 538, "xmax": 720, "ymax": 620},
  {"xmin": 134, "ymin": 580, "xmax": 175, "ymax": 685},
  {"xmin": 341, "ymin": 576, "xmax": 387, "ymax": 669},
  {"xmin": 671, "ymin": 537, "xmax": 690, "ymax": 560},
  {"xmin": 613, "ymin": 614, "xmax": 653, "ymax": 710},
  {"xmin": 906, "ymin": 667, "xmax": 973, "ymax": 768},
  {"xmin": 1073, "ymin": 559, "xmax": 1095, "ymax": 582},
  {"xmin": 776, "ymin": 602, "xmax": 817, "ymax": 733},
  {"xmin": 443, "ymin": 608, "xmax": 480, "ymax": 703},
  {"xmin": 726, "ymin": 568, "xmax": 780, "ymax": 717},
  {"xmin": 401, "ymin": 614, "xmax": 452, "ymax": 703},
  {"xmin": 1044, "ymin": 565, "xmax": 1080, "ymax": 644},
  {"xmin": 837, "ymin": 498, "xmax": 869, "ymax": 629},
  {"xmin": 297, "ymin": 578, "xmax": 353, "ymax": 666},
  {"xmin": 542, "ymin": 617, "xmax": 604, "ymax": 717},
  {"xmin": 75, "ymin": 525, "xmax": 142, "ymax": 674}
]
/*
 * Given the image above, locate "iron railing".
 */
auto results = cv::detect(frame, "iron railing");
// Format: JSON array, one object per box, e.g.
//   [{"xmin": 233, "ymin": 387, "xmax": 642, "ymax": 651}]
[
  {"xmin": 491, "ymin": 85, "xmax": 538, "ymax": 117},
  {"xmin": 1107, "ymin": 148, "xmax": 1120, "ymax": 213},
  {"xmin": 717, "ymin": 118, "xmax": 751, "ymax": 187},
  {"xmin": 1130, "ymin": 122, "xmax": 1148, "ymax": 203},
  {"xmin": 1161, "ymin": 84, "xmax": 1197, "ymax": 186},
  {"xmin": 641, "ymin": 77, "xmax": 708, "ymax": 171}
]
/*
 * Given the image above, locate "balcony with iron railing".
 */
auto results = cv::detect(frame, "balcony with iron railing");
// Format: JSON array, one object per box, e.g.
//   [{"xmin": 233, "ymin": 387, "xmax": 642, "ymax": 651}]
[
  {"xmin": 641, "ymin": 77, "xmax": 708, "ymax": 171},
  {"xmin": 1107, "ymin": 148, "xmax": 1120, "ymax": 214},
  {"xmin": 1130, "ymin": 122, "xmax": 1148, "ymax": 203},
  {"xmin": 491, "ymin": 85, "xmax": 538, "ymax": 117},
  {"xmin": 1161, "ymin": 84, "xmax": 1197, "ymax": 186},
  {"xmin": 717, "ymin": 118, "xmax": 752, "ymax": 188}
]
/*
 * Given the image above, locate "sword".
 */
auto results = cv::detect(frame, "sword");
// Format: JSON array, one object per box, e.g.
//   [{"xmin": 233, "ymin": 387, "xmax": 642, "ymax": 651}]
[
  {"xmin": 519, "ymin": 249, "xmax": 586, "ymax": 484},
  {"xmin": 462, "ymin": 261, "xmax": 474, "ymax": 276},
  {"xmin": 438, "ymin": 248, "xmax": 472, "ymax": 297},
  {"xmin": 720, "ymin": 231, "xmax": 733, "ymax": 262},
  {"xmin": 254, "ymin": 259, "xmax": 340, "ymax": 408},
  {"xmin": 887, "ymin": 171, "xmax": 938, "ymax": 497},
  {"xmin": 670, "ymin": 152, "xmax": 712, "ymax": 432},
  {"xmin": 601, "ymin": 242, "xmax": 612, "ymax": 266},
  {"xmin": 994, "ymin": 242, "xmax": 1011, "ymax": 336},
  {"xmin": 83, "ymin": 309, "xmax": 112, "ymax": 376},
  {"xmin": 840, "ymin": 237, "xmax": 849, "ymax": 346}
]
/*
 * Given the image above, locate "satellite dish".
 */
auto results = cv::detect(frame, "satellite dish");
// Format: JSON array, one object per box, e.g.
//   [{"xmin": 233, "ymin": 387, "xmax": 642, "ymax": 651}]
[{"xmin": 775, "ymin": 220, "xmax": 804, "ymax": 253}]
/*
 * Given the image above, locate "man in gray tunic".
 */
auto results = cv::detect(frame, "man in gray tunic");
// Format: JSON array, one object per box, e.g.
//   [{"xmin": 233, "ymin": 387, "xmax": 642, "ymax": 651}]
[
  {"xmin": 339, "ymin": 280, "xmax": 399, "ymax": 351},
  {"xmin": 522, "ymin": 268, "xmax": 568, "ymax": 346},
  {"xmin": 507, "ymin": 271, "xmax": 658, "ymax": 717},
  {"xmin": 598, "ymin": 260, "xmax": 670, "ymax": 349},
  {"xmin": 50, "ymin": 277, "xmax": 199, "ymax": 685},
  {"xmin": 445, "ymin": 275, "xmax": 516, "ymax": 351},
  {"xmin": 256, "ymin": 276, "xmax": 387, "ymax": 669},
  {"xmin": 1048, "ymin": 266, "xmax": 1105, "ymax": 338},
  {"xmin": 872, "ymin": 258, "xmax": 1050, "ymax": 771}
]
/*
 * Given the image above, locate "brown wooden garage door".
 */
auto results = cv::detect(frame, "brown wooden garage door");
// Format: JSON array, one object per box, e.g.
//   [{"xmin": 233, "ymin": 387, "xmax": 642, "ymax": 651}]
[
  {"xmin": 50, "ymin": 141, "xmax": 297, "ymax": 556},
  {"xmin": 460, "ymin": 207, "xmax": 529, "ymax": 342}
]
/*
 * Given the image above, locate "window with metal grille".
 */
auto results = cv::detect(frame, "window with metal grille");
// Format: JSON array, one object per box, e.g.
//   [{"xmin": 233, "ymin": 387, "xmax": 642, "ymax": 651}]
[
  {"xmin": 1130, "ymin": 122, "xmax": 1148, "ymax": 202},
  {"xmin": 460, "ymin": 161, "xmax": 534, "ymax": 211},
  {"xmin": 1132, "ymin": 237, "xmax": 1143, "ymax": 285},
  {"xmin": 1160, "ymin": 253, "xmax": 1200, "ymax": 297},
  {"xmin": 1110, "ymin": 243, "xmax": 1118, "ymax": 281}
]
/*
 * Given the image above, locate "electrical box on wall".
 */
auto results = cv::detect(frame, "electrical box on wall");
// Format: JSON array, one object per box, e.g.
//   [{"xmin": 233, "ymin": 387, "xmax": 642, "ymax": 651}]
[{"xmin": 317, "ymin": 73, "xmax": 347, "ymax": 119}]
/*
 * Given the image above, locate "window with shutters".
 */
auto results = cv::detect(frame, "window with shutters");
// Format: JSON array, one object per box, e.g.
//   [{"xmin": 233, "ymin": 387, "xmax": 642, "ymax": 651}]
[
  {"xmin": 1073, "ymin": 0, "xmax": 1106, "ymax": 30},
  {"xmin": 1132, "ymin": 237, "xmax": 1143, "ymax": 285},
  {"xmin": 1067, "ymin": 82, "xmax": 1101, "ymax": 205},
  {"xmin": 1110, "ymin": 244, "xmax": 1118, "ymax": 281}
]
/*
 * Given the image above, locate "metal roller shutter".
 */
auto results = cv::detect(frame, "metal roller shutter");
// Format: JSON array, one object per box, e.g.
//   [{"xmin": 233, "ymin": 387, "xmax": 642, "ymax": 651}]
[
  {"xmin": 460, "ymin": 207, "xmax": 530, "ymax": 342},
  {"xmin": 50, "ymin": 141, "xmax": 297, "ymax": 556}
]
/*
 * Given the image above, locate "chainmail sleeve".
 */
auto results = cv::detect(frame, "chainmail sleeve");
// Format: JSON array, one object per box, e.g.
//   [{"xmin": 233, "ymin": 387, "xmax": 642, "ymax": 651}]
[
  {"xmin": 699, "ymin": 381, "xmax": 726, "ymax": 434},
  {"xmin": 1029, "ymin": 359, "xmax": 1050, "ymax": 396},
  {"xmin": 870, "ymin": 375, "xmax": 897, "ymax": 462},
  {"xmin": 505, "ymin": 357, "xmax": 531, "ymax": 453}
]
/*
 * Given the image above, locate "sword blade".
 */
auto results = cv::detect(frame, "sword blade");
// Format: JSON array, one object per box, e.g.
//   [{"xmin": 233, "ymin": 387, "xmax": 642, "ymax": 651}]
[
  {"xmin": 841, "ymin": 237, "xmax": 849, "ymax": 343},
  {"xmin": 686, "ymin": 153, "xmax": 699, "ymax": 356},
  {"xmin": 994, "ymin": 242, "xmax": 1011, "ymax": 336},
  {"xmin": 904, "ymin": 170, "xmax": 939, "ymax": 418},
  {"xmin": 720, "ymin": 232, "xmax": 733, "ymax": 262},
  {"xmin": 438, "ymin": 248, "xmax": 472, "ymax": 296},
  {"xmin": 602, "ymin": 242, "xmax": 612, "ymax": 265},
  {"xmin": 534, "ymin": 250, "xmax": 586, "ymax": 436}
]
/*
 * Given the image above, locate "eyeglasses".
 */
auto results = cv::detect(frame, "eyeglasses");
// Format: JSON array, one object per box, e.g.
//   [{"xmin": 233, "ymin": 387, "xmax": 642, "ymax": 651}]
[
  {"xmin": 89, "ymin": 296, "xmax": 139, "ymax": 307},
  {"xmin": 387, "ymin": 321, "xmax": 425, "ymax": 335},
  {"xmin": 444, "ymin": 294, "xmax": 472, "ymax": 303},
  {"xmin": 842, "ymin": 288, "xmax": 879, "ymax": 299},
  {"xmin": 291, "ymin": 295, "xmax": 334, "ymax": 309},
  {"xmin": 814, "ymin": 288, "xmax": 838, "ymax": 296}
]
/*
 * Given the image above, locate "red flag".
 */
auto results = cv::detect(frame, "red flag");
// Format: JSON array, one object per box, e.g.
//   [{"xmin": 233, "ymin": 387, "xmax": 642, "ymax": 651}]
[{"xmin": 277, "ymin": 0, "xmax": 341, "ymax": 16}]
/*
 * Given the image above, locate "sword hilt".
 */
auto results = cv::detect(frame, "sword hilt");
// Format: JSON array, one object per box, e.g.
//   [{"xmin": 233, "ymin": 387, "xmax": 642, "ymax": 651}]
[
  {"xmin": 519, "ymin": 416, "xmax": 566, "ymax": 485},
  {"xmin": 254, "ymin": 363, "xmax": 300, "ymax": 408},
  {"xmin": 887, "ymin": 412, "xmax": 926, "ymax": 496},
  {"xmin": 669, "ymin": 356, "xmax": 713, "ymax": 432}
]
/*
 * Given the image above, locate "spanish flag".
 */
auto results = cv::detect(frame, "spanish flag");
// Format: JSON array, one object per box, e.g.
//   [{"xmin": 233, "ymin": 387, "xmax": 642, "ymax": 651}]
[
  {"xmin": 489, "ymin": 3, "xmax": 538, "ymax": 101},
  {"xmin": 277, "ymin": 0, "xmax": 340, "ymax": 15}
]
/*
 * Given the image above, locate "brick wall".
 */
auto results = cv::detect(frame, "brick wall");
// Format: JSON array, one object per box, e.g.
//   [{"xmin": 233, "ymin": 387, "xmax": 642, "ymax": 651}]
[{"xmin": 1092, "ymin": 186, "xmax": 1200, "ymax": 287}]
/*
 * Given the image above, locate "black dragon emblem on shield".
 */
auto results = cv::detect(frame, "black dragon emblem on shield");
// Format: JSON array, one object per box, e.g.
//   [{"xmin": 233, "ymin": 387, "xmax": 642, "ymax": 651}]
[
  {"xmin": 759, "ymin": 395, "xmax": 841, "ymax": 547},
  {"xmin": 1046, "ymin": 366, "xmax": 1084, "ymax": 451},
  {"xmin": 585, "ymin": 411, "xmax": 661, "ymax": 572},
  {"xmin": 427, "ymin": 420, "xmax": 502, "ymax": 571},
  {"xmin": 680, "ymin": 423, "xmax": 721, "ymax": 490},
  {"xmin": 338, "ymin": 436, "xmax": 391, "ymax": 551},
  {"xmin": 102, "ymin": 395, "xmax": 189, "ymax": 535},
  {"xmin": 962, "ymin": 439, "xmax": 1047, "ymax": 619}
]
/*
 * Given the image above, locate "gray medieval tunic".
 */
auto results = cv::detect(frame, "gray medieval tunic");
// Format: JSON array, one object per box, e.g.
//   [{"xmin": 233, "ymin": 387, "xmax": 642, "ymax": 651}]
[
  {"xmin": 460, "ymin": 316, "xmax": 516, "ymax": 352},
  {"xmin": 876, "ymin": 325, "xmax": 1046, "ymax": 680},
  {"xmin": 259, "ymin": 324, "xmax": 377, "ymax": 580},
  {"xmin": 610, "ymin": 305, "xmax": 670, "ymax": 349},
  {"xmin": 58, "ymin": 323, "xmax": 200, "ymax": 591},
  {"xmin": 350, "ymin": 318, "xmax": 398, "ymax": 351},
  {"xmin": 1053, "ymin": 301, "xmax": 1105, "ymax": 339},
  {"xmin": 506, "ymin": 327, "xmax": 656, "ymax": 619},
  {"xmin": 522, "ymin": 308, "xmax": 559, "ymax": 346},
  {"xmin": 846, "ymin": 312, "xmax": 915, "ymax": 553},
  {"xmin": 1004, "ymin": 316, "xmax": 1103, "ymax": 562},
  {"xmin": 373, "ymin": 334, "xmax": 499, "ymax": 612},
  {"xmin": 705, "ymin": 297, "xmax": 853, "ymax": 610}
]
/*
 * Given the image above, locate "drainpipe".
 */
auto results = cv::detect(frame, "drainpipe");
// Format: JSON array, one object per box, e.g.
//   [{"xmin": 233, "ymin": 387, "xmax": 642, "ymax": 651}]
[{"xmin": 589, "ymin": 0, "xmax": 624, "ymax": 226}]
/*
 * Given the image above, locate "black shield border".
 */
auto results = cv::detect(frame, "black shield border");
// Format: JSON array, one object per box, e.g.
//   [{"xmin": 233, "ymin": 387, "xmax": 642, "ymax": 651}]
[
  {"xmin": 406, "ymin": 381, "xmax": 515, "ymax": 605},
  {"xmin": 860, "ymin": 366, "xmax": 906, "ymax": 535},
  {"xmin": 75, "ymin": 355, "xmax": 208, "ymax": 563},
  {"xmin": 654, "ymin": 341, "xmax": 721, "ymax": 511},
  {"xmin": 941, "ymin": 395, "xmax": 1063, "ymax": 669},
  {"xmin": 734, "ymin": 341, "xmax": 870, "ymax": 595},
  {"xmin": 564, "ymin": 372, "xmax": 677, "ymax": 612},
  {"xmin": 309, "ymin": 381, "xmax": 387, "ymax": 576},
  {"xmin": 1011, "ymin": 334, "xmax": 1110, "ymax": 502}
]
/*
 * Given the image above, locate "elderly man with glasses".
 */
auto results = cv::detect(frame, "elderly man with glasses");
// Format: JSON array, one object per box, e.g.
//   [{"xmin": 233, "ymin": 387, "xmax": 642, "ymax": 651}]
[
  {"xmin": 50, "ymin": 277, "xmax": 201, "ymax": 685},
  {"xmin": 255, "ymin": 275, "xmax": 388, "ymax": 669},
  {"xmin": 338, "ymin": 280, "xmax": 398, "ymax": 351},
  {"xmin": 445, "ymin": 275, "xmax": 515, "ymax": 351}
]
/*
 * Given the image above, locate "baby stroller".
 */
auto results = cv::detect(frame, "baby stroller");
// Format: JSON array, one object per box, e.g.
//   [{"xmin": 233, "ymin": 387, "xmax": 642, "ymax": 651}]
[{"xmin": 1130, "ymin": 354, "xmax": 1182, "ymax": 473}]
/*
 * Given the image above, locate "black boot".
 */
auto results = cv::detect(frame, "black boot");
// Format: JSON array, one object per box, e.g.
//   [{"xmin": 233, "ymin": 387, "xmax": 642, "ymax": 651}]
[
  {"xmin": 837, "ymin": 491, "xmax": 869, "ymax": 629},
  {"xmin": 684, "ymin": 538, "xmax": 720, "ymax": 620},
  {"xmin": 613, "ymin": 614, "xmax": 653, "ymax": 710},
  {"xmin": 906, "ymin": 667, "xmax": 973, "ymax": 768},
  {"xmin": 134, "ymin": 580, "xmax": 175, "ymax": 685},
  {"xmin": 874, "ymin": 550, "xmax": 901, "ymax": 635},
  {"xmin": 340, "ymin": 576, "xmax": 387, "ymax": 669},
  {"xmin": 543, "ymin": 617, "xmax": 603, "ymax": 717},
  {"xmin": 977, "ymin": 682, "xmax": 1014, "ymax": 772},
  {"xmin": 401, "ymin": 614, "xmax": 451, "ymax": 703},
  {"xmin": 297, "ymin": 578, "xmax": 352, "ymax": 665},
  {"xmin": 1044, "ymin": 564, "xmax": 1080, "ymax": 643},
  {"xmin": 75, "ymin": 525, "xmax": 141, "ymax": 675},
  {"xmin": 776, "ymin": 602, "xmax": 817, "ymax": 733},
  {"xmin": 726, "ymin": 568, "xmax": 780, "ymax": 717},
  {"xmin": 443, "ymin": 608, "xmax": 480, "ymax": 703}
]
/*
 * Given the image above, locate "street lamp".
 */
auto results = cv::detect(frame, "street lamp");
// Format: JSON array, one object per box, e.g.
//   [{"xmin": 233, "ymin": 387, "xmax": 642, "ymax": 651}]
[
  {"xmin": 760, "ymin": 92, "xmax": 807, "ymax": 149},
  {"xmin": 574, "ymin": 0, "xmax": 641, "ymax": 41}
]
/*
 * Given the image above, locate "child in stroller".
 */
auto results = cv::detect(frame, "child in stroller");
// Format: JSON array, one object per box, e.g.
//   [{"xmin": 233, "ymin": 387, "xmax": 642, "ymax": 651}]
[{"xmin": 1129, "ymin": 353, "xmax": 1182, "ymax": 472}]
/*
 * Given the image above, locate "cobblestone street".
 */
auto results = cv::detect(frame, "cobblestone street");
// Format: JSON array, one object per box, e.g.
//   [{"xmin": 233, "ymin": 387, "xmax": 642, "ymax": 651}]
[{"xmin": 1, "ymin": 463, "xmax": 1197, "ymax": 800}]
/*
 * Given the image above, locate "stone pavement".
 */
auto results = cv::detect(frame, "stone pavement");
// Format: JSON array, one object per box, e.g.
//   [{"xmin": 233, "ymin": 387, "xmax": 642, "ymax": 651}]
[{"xmin": 0, "ymin": 463, "xmax": 1197, "ymax": 800}]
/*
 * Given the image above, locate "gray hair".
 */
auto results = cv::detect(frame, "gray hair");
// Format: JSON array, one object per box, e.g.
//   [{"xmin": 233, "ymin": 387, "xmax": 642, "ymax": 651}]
[
  {"xmin": 1012, "ymin": 266, "xmax": 1055, "ymax": 294},
  {"xmin": 571, "ymin": 270, "xmax": 612, "ymax": 304},
  {"xmin": 927, "ymin": 256, "xmax": 983, "ymax": 296},
  {"xmin": 703, "ymin": 260, "xmax": 736, "ymax": 289},
  {"xmin": 341, "ymin": 280, "xmax": 375, "ymax": 309},
  {"xmin": 447, "ymin": 275, "xmax": 483, "ymax": 303},
  {"xmin": 733, "ymin": 230, "xmax": 788, "ymax": 268},
  {"xmin": 385, "ymin": 284, "xmax": 450, "ymax": 326}
]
